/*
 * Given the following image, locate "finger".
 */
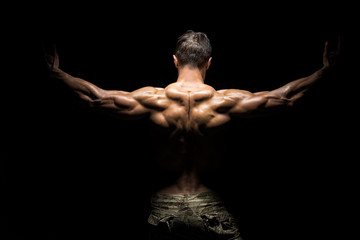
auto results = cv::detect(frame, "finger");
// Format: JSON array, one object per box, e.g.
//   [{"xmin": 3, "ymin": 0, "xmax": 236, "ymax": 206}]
[
  {"xmin": 42, "ymin": 43, "xmax": 60, "ymax": 68},
  {"xmin": 42, "ymin": 42, "xmax": 56, "ymax": 54},
  {"xmin": 323, "ymin": 41, "xmax": 329, "ymax": 58}
]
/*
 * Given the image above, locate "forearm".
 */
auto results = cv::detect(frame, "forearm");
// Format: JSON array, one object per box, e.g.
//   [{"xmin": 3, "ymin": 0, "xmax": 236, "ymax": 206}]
[
  {"xmin": 272, "ymin": 66, "xmax": 329, "ymax": 100},
  {"xmin": 50, "ymin": 68, "xmax": 104, "ymax": 102}
]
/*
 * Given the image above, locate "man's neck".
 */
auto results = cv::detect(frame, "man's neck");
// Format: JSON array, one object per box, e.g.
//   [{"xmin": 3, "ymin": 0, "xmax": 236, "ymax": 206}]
[{"xmin": 176, "ymin": 66, "xmax": 206, "ymax": 86}]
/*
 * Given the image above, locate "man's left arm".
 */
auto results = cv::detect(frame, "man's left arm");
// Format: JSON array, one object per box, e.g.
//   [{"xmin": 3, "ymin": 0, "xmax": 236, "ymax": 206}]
[{"xmin": 260, "ymin": 36, "xmax": 342, "ymax": 108}]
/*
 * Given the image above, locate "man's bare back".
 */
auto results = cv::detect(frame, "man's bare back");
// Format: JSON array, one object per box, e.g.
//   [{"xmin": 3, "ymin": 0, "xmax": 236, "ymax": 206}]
[
  {"xmin": 137, "ymin": 80, "xmax": 229, "ymax": 194},
  {"xmin": 44, "ymin": 31, "xmax": 340, "ymax": 196},
  {"xmin": 41, "ymin": 30, "xmax": 342, "ymax": 240}
]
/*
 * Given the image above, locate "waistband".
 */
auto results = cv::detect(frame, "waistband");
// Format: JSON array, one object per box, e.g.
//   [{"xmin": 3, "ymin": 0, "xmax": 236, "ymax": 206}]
[{"xmin": 150, "ymin": 191, "xmax": 223, "ymax": 208}]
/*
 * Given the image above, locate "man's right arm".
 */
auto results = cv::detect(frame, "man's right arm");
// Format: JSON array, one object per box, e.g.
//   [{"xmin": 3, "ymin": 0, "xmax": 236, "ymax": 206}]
[{"xmin": 43, "ymin": 44, "xmax": 151, "ymax": 119}]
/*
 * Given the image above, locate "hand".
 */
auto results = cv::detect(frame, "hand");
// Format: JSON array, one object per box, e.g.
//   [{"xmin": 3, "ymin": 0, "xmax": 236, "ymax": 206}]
[
  {"xmin": 323, "ymin": 35, "xmax": 342, "ymax": 70},
  {"xmin": 42, "ymin": 43, "xmax": 60, "ymax": 71}
]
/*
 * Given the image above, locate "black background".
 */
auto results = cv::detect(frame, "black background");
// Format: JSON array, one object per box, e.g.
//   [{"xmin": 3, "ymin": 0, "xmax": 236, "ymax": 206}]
[{"xmin": 2, "ymin": 2, "xmax": 357, "ymax": 240}]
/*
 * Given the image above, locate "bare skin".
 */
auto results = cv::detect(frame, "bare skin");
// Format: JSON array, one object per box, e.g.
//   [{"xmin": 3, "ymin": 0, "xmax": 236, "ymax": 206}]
[{"xmin": 44, "ymin": 37, "xmax": 341, "ymax": 194}]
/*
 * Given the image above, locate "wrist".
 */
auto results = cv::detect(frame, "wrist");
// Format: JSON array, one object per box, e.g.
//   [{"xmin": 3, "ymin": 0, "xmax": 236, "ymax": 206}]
[
  {"xmin": 49, "ymin": 68, "xmax": 65, "ymax": 78},
  {"xmin": 319, "ymin": 66, "xmax": 330, "ymax": 76}
]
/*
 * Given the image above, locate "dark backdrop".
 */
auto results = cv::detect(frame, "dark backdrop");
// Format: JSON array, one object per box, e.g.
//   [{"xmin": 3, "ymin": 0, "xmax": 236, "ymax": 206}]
[{"xmin": 2, "ymin": 3, "xmax": 355, "ymax": 240}]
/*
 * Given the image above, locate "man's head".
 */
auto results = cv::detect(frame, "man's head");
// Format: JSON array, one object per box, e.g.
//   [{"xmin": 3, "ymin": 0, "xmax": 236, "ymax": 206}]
[{"xmin": 173, "ymin": 30, "xmax": 212, "ymax": 70}]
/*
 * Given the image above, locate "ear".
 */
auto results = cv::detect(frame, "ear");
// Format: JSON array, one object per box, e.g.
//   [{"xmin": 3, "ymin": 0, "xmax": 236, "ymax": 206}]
[
  {"xmin": 173, "ymin": 55, "xmax": 179, "ymax": 68},
  {"xmin": 206, "ymin": 57, "xmax": 212, "ymax": 70}
]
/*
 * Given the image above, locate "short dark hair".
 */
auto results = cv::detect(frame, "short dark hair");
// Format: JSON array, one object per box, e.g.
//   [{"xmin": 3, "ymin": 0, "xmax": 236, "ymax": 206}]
[{"xmin": 175, "ymin": 30, "xmax": 212, "ymax": 69}]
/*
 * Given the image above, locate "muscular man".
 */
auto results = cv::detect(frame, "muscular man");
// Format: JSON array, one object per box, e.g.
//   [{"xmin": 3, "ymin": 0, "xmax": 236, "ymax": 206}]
[{"xmin": 44, "ymin": 30, "xmax": 341, "ymax": 239}]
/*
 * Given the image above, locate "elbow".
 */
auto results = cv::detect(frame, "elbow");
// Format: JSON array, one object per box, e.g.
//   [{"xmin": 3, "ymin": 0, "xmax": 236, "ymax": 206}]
[
  {"xmin": 286, "ymin": 100, "xmax": 296, "ymax": 107},
  {"xmin": 74, "ymin": 95, "xmax": 96, "ymax": 109},
  {"xmin": 265, "ymin": 96, "xmax": 296, "ymax": 109},
  {"xmin": 287, "ymin": 91, "xmax": 305, "ymax": 106}
]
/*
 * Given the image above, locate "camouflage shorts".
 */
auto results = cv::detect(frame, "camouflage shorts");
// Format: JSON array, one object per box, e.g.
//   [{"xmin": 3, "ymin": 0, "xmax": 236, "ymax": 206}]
[{"xmin": 147, "ymin": 191, "xmax": 242, "ymax": 240}]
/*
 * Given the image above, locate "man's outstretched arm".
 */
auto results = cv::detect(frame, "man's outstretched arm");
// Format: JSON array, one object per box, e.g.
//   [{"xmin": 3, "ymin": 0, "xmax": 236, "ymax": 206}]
[
  {"xmin": 43, "ymin": 44, "xmax": 152, "ymax": 119},
  {"xmin": 262, "ymin": 36, "xmax": 342, "ymax": 106},
  {"xmin": 225, "ymin": 36, "xmax": 342, "ymax": 117}
]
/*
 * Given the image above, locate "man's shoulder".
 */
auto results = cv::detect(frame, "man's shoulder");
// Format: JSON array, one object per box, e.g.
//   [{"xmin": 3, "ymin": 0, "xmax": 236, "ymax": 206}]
[
  {"xmin": 216, "ymin": 89, "xmax": 253, "ymax": 98},
  {"xmin": 132, "ymin": 86, "xmax": 166, "ymax": 94}
]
